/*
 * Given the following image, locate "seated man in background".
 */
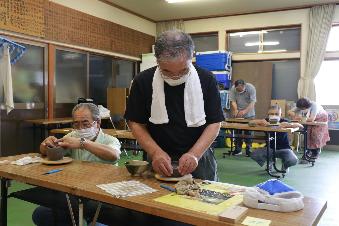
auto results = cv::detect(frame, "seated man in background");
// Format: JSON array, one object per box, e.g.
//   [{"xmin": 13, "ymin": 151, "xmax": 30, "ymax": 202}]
[
  {"xmin": 32, "ymin": 103, "xmax": 121, "ymax": 226},
  {"xmin": 250, "ymin": 105, "xmax": 302, "ymax": 172}
]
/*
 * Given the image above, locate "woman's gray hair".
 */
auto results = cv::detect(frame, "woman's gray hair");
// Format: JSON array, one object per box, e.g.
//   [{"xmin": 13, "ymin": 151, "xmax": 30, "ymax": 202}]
[
  {"xmin": 154, "ymin": 30, "xmax": 194, "ymax": 61},
  {"xmin": 72, "ymin": 103, "xmax": 100, "ymax": 121}
]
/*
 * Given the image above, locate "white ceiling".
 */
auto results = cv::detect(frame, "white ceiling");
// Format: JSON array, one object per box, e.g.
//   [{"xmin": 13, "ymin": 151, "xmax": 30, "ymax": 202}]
[{"xmin": 103, "ymin": 0, "xmax": 338, "ymax": 21}]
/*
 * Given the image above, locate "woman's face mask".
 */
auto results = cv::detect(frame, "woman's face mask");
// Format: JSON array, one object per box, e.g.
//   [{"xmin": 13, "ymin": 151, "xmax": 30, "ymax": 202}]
[{"xmin": 75, "ymin": 122, "xmax": 98, "ymax": 140}]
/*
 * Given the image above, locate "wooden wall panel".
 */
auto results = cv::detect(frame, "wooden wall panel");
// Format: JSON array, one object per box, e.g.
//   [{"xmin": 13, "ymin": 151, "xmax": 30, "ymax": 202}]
[
  {"xmin": 45, "ymin": 2, "xmax": 154, "ymax": 57},
  {"xmin": 0, "ymin": 0, "xmax": 45, "ymax": 37},
  {"xmin": 0, "ymin": 0, "xmax": 154, "ymax": 58},
  {"xmin": 232, "ymin": 62, "xmax": 273, "ymax": 119},
  {"xmin": 107, "ymin": 88, "xmax": 127, "ymax": 116}
]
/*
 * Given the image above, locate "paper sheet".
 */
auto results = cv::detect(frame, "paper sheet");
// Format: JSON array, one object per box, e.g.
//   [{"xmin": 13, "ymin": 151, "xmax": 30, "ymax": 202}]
[
  {"xmin": 154, "ymin": 183, "xmax": 244, "ymax": 216},
  {"xmin": 97, "ymin": 180, "xmax": 157, "ymax": 198},
  {"xmin": 242, "ymin": 216, "xmax": 271, "ymax": 226}
]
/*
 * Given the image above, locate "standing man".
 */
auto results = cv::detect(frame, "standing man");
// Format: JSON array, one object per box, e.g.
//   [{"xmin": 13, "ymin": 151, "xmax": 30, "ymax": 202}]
[
  {"xmin": 229, "ymin": 79, "xmax": 256, "ymax": 156},
  {"xmin": 125, "ymin": 30, "xmax": 224, "ymax": 181}
]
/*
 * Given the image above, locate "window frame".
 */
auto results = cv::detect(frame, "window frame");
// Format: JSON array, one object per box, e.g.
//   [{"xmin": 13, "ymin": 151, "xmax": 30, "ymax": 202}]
[
  {"xmin": 190, "ymin": 31, "xmax": 219, "ymax": 53},
  {"xmin": 226, "ymin": 24, "xmax": 301, "ymax": 54},
  {"xmin": 0, "ymin": 35, "xmax": 48, "ymax": 111}
]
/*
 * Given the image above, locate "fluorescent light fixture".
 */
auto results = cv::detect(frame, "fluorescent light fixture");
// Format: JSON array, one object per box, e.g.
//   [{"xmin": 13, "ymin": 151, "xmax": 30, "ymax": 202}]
[
  {"xmin": 245, "ymin": 41, "xmax": 279, "ymax": 47},
  {"xmin": 165, "ymin": 0, "xmax": 197, "ymax": 3},
  {"xmin": 258, "ymin": 49, "xmax": 287, "ymax": 53},
  {"xmin": 230, "ymin": 31, "xmax": 267, "ymax": 37}
]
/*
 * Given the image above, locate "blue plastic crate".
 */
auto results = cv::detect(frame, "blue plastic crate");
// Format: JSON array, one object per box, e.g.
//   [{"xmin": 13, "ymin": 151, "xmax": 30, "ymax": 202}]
[
  {"xmin": 212, "ymin": 71, "xmax": 231, "ymax": 89},
  {"xmin": 219, "ymin": 90, "xmax": 230, "ymax": 110},
  {"xmin": 196, "ymin": 51, "xmax": 232, "ymax": 71}
]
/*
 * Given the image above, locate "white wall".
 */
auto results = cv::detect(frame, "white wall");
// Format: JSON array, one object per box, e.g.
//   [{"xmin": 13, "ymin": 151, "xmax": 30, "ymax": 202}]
[{"xmin": 50, "ymin": 0, "xmax": 156, "ymax": 36}]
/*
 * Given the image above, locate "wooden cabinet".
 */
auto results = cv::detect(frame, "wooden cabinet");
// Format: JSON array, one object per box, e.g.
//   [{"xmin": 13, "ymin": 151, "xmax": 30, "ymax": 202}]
[{"xmin": 107, "ymin": 88, "xmax": 129, "ymax": 116}]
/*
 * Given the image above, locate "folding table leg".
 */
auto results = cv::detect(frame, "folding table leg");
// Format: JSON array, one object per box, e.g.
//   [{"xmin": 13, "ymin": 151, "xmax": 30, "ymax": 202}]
[
  {"xmin": 79, "ymin": 199, "xmax": 83, "ymax": 226},
  {"xmin": 0, "ymin": 178, "xmax": 9, "ymax": 226},
  {"xmin": 90, "ymin": 202, "xmax": 102, "ymax": 226},
  {"xmin": 65, "ymin": 194, "xmax": 76, "ymax": 226}
]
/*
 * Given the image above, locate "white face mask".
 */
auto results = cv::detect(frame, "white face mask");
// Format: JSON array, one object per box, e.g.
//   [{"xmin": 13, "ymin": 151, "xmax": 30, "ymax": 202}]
[
  {"xmin": 75, "ymin": 124, "xmax": 98, "ymax": 140},
  {"xmin": 269, "ymin": 115, "xmax": 281, "ymax": 123},
  {"xmin": 163, "ymin": 72, "xmax": 190, "ymax": 86}
]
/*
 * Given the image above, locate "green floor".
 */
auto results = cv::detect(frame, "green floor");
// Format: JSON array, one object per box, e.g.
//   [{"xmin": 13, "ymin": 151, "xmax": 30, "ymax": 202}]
[{"xmin": 6, "ymin": 149, "xmax": 339, "ymax": 225}]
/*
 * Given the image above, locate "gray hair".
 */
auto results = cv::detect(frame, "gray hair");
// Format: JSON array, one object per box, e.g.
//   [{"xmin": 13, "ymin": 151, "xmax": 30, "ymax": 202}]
[
  {"xmin": 154, "ymin": 30, "xmax": 194, "ymax": 61},
  {"xmin": 72, "ymin": 103, "xmax": 100, "ymax": 121}
]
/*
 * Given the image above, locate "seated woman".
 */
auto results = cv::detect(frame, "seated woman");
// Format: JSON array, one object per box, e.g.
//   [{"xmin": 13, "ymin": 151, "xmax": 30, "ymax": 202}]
[
  {"xmin": 287, "ymin": 97, "xmax": 330, "ymax": 158},
  {"xmin": 250, "ymin": 105, "xmax": 303, "ymax": 172}
]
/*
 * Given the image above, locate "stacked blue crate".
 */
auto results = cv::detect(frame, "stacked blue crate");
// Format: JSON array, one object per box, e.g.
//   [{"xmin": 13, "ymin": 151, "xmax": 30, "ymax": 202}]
[
  {"xmin": 195, "ymin": 51, "xmax": 232, "ymax": 110},
  {"xmin": 196, "ymin": 51, "xmax": 232, "ymax": 148},
  {"xmin": 212, "ymin": 71, "xmax": 231, "ymax": 90},
  {"xmin": 196, "ymin": 51, "xmax": 232, "ymax": 71}
]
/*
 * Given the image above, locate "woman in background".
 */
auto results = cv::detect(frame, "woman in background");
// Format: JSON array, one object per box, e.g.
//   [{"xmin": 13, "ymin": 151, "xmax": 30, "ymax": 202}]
[{"xmin": 288, "ymin": 97, "xmax": 330, "ymax": 158}]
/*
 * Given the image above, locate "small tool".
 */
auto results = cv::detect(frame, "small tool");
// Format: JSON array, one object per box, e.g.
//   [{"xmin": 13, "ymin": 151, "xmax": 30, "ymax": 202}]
[
  {"xmin": 160, "ymin": 184, "xmax": 176, "ymax": 192},
  {"xmin": 43, "ymin": 168, "xmax": 63, "ymax": 175}
]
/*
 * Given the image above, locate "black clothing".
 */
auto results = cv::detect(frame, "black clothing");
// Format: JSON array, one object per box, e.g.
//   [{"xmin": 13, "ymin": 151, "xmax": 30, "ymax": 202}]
[
  {"xmin": 125, "ymin": 66, "xmax": 224, "ymax": 159},
  {"xmin": 266, "ymin": 118, "xmax": 291, "ymax": 150}
]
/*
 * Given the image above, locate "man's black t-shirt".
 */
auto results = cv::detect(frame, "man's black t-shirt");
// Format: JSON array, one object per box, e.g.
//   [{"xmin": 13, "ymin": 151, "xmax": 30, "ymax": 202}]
[{"xmin": 124, "ymin": 65, "xmax": 224, "ymax": 160}]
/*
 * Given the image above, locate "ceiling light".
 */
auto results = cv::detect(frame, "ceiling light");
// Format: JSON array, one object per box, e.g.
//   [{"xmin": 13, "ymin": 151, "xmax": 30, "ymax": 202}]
[
  {"xmin": 245, "ymin": 41, "xmax": 280, "ymax": 47},
  {"xmin": 165, "ymin": 0, "xmax": 198, "ymax": 3},
  {"xmin": 230, "ymin": 31, "xmax": 267, "ymax": 37},
  {"xmin": 258, "ymin": 49, "xmax": 287, "ymax": 53}
]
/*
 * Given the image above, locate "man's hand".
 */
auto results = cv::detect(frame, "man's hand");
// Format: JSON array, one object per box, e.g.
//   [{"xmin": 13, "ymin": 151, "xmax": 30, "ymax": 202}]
[
  {"xmin": 287, "ymin": 110, "xmax": 295, "ymax": 118},
  {"xmin": 232, "ymin": 110, "xmax": 239, "ymax": 117},
  {"xmin": 292, "ymin": 115, "xmax": 302, "ymax": 121},
  {"xmin": 237, "ymin": 110, "xmax": 246, "ymax": 117},
  {"xmin": 41, "ymin": 136, "xmax": 59, "ymax": 148},
  {"xmin": 57, "ymin": 137, "xmax": 82, "ymax": 149},
  {"xmin": 178, "ymin": 153, "xmax": 199, "ymax": 176},
  {"xmin": 280, "ymin": 122, "xmax": 303, "ymax": 129},
  {"xmin": 151, "ymin": 150, "xmax": 172, "ymax": 177}
]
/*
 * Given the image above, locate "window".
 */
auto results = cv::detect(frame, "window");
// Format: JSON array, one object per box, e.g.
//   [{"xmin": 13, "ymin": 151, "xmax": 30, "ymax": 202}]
[
  {"xmin": 0, "ymin": 43, "xmax": 45, "ymax": 104},
  {"xmin": 89, "ymin": 54, "xmax": 113, "ymax": 105},
  {"xmin": 326, "ymin": 26, "xmax": 339, "ymax": 52},
  {"xmin": 55, "ymin": 49, "xmax": 87, "ymax": 103},
  {"xmin": 114, "ymin": 59, "xmax": 135, "ymax": 88},
  {"xmin": 315, "ymin": 60, "xmax": 339, "ymax": 105},
  {"xmin": 89, "ymin": 55, "xmax": 135, "ymax": 105},
  {"xmin": 315, "ymin": 25, "xmax": 339, "ymax": 106},
  {"xmin": 191, "ymin": 33, "xmax": 218, "ymax": 53},
  {"xmin": 53, "ymin": 48, "xmax": 136, "ymax": 118},
  {"xmin": 228, "ymin": 27, "xmax": 301, "ymax": 53}
]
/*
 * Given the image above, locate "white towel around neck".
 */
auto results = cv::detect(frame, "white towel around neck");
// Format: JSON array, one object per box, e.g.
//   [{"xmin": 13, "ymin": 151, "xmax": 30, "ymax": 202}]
[{"xmin": 149, "ymin": 63, "xmax": 206, "ymax": 127}]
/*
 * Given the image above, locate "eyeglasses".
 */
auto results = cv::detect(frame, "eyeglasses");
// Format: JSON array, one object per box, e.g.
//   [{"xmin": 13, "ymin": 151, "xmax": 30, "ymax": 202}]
[
  {"xmin": 268, "ymin": 113, "xmax": 280, "ymax": 116},
  {"xmin": 72, "ymin": 120, "xmax": 96, "ymax": 130},
  {"xmin": 159, "ymin": 67, "xmax": 190, "ymax": 80}
]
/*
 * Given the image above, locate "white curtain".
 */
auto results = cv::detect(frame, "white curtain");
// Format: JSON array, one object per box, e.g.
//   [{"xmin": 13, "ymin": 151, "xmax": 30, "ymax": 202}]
[
  {"xmin": 298, "ymin": 4, "xmax": 335, "ymax": 100},
  {"xmin": 0, "ymin": 43, "xmax": 14, "ymax": 114},
  {"xmin": 156, "ymin": 20, "xmax": 185, "ymax": 37}
]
